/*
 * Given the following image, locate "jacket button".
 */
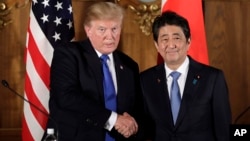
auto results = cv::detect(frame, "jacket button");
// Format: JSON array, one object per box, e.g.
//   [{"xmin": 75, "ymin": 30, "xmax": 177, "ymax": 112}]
[{"xmin": 86, "ymin": 118, "xmax": 91, "ymax": 123}]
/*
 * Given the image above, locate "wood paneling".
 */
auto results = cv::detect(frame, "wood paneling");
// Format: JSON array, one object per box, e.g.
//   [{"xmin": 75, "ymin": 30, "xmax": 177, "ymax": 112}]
[
  {"xmin": 0, "ymin": 0, "xmax": 29, "ymax": 128},
  {"xmin": 0, "ymin": 0, "xmax": 29, "ymax": 140},
  {"xmin": 119, "ymin": 5, "xmax": 157, "ymax": 72},
  {"xmin": 204, "ymin": 0, "xmax": 250, "ymax": 124},
  {"xmin": 0, "ymin": 128, "xmax": 21, "ymax": 141},
  {"xmin": 0, "ymin": 0, "xmax": 250, "ymax": 140}
]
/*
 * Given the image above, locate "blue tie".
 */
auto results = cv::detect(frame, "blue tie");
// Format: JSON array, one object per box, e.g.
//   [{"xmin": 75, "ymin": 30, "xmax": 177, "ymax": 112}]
[
  {"xmin": 100, "ymin": 55, "xmax": 116, "ymax": 141},
  {"xmin": 170, "ymin": 71, "xmax": 181, "ymax": 125}
]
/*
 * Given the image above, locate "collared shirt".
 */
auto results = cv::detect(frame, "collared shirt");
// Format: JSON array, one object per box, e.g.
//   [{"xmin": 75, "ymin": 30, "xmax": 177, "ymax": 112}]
[
  {"xmin": 95, "ymin": 50, "xmax": 117, "ymax": 131},
  {"xmin": 165, "ymin": 56, "xmax": 189, "ymax": 98},
  {"xmin": 96, "ymin": 51, "xmax": 117, "ymax": 92}
]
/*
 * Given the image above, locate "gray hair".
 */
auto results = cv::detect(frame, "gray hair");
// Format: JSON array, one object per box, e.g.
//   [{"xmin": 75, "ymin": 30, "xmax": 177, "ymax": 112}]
[{"xmin": 83, "ymin": 2, "xmax": 125, "ymax": 27}]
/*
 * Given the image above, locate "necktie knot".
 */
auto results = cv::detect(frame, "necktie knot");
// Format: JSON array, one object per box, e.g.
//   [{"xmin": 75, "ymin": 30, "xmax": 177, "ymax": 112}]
[
  {"xmin": 100, "ymin": 54, "xmax": 109, "ymax": 63},
  {"xmin": 170, "ymin": 71, "xmax": 181, "ymax": 80}
]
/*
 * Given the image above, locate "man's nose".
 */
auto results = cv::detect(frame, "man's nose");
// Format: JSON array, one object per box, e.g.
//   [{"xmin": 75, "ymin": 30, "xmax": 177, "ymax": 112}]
[
  {"xmin": 105, "ymin": 29, "xmax": 114, "ymax": 39},
  {"xmin": 167, "ymin": 39, "xmax": 176, "ymax": 48}
]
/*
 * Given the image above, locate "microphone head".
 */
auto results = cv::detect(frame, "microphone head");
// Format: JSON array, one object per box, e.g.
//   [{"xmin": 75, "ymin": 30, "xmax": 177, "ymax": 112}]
[{"xmin": 2, "ymin": 80, "xmax": 9, "ymax": 87}]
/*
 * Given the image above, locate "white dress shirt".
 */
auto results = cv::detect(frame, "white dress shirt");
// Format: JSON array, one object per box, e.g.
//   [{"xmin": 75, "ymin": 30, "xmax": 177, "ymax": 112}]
[
  {"xmin": 165, "ymin": 56, "xmax": 189, "ymax": 98},
  {"xmin": 96, "ymin": 50, "xmax": 117, "ymax": 131}
]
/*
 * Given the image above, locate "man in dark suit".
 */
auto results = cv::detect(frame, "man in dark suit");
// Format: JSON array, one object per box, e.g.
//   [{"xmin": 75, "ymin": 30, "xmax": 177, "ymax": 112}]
[
  {"xmin": 45, "ymin": 2, "xmax": 144, "ymax": 141},
  {"xmin": 140, "ymin": 11, "xmax": 231, "ymax": 141}
]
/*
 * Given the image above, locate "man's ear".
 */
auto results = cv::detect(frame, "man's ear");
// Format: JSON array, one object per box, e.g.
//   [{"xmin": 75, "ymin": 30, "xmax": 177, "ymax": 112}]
[
  {"xmin": 187, "ymin": 38, "xmax": 191, "ymax": 50},
  {"xmin": 187, "ymin": 38, "xmax": 191, "ymax": 44},
  {"xmin": 84, "ymin": 25, "xmax": 90, "ymax": 37},
  {"xmin": 154, "ymin": 41, "xmax": 159, "ymax": 50}
]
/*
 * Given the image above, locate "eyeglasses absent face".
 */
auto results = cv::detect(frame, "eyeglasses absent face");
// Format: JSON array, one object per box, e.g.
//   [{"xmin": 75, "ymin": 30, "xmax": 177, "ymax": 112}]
[
  {"xmin": 155, "ymin": 24, "xmax": 190, "ymax": 69},
  {"xmin": 85, "ymin": 19, "xmax": 122, "ymax": 55}
]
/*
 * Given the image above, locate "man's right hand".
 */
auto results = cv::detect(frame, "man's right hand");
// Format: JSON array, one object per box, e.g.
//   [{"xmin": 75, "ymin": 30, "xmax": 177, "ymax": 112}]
[{"xmin": 114, "ymin": 112, "xmax": 138, "ymax": 138}]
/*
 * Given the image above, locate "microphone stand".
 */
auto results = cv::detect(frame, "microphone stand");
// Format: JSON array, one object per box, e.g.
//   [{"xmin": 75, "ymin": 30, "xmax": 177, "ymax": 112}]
[
  {"xmin": 234, "ymin": 106, "xmax": 250, "ymax": 124},
  {"xmin": 1, "ymin": 79, "xmax": 59, "ymax": 140}
]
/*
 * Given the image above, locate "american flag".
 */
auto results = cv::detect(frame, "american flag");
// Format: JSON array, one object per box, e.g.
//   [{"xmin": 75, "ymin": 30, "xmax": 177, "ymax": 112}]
[{"xmin": 23, "ymin": 0, "xmax": 74, "ymax": 140}]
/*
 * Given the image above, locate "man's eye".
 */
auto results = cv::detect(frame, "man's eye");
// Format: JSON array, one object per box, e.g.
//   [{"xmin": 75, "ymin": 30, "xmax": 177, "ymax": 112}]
[
  {"xmin": 174, "ymin": 37, "xmax": 181, "ymax": 40},
  {"xmin": 112, "ymin": 28, "xmax": 117, "ymax": 32},
  {"xmin": 99, "ymin": 28, "xmax": 105, "ymax": 32},
  {"xmin": 163, "ymin": 38, "xmax": 168, "ymax": 42}
]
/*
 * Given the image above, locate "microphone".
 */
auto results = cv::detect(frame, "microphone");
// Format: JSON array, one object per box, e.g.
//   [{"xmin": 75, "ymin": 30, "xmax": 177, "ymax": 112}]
[
  {"xmin": 2, "ymin": 80, "xmax": 49, "ymax": 117},
  {"xmin": 1, "ymin": 79, "xmax": 59, "ymax": 140}
]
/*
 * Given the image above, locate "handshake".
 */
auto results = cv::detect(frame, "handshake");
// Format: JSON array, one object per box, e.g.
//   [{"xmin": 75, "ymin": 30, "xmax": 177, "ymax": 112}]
[{"xmin": 114, "ymin": 112, "xmax": 138, "ymax": 138}]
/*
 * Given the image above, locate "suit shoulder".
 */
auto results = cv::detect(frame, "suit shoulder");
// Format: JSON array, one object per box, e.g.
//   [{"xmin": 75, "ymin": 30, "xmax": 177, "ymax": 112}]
[
  {"xmin": 140, "ymin": 64, "xmax": 164, "ymax": 76},
  {"xmin": 190, "ymin": 58, "xmax": 223, "ymax": 74},
  {"xmin": 53, "ymin": 41, "xmax": 78, "ymax": 51},
  {"xmin": 116, "ymin": 51, "xmax": 138, "ymax": 66},
  {"xmin": 193, "ymin": 63, "xmax": 226, "ymax": 81},
  {"xmin": 54, "ymin": 41, "xmax": 83, "ymax": 54},
  {"xmin": 201, "ymin": 63, "xmax": 223, "ymax": 74}
]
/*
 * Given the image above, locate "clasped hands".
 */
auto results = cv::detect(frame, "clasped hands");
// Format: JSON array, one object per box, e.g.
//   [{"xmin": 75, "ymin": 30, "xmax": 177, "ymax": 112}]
[{"xmin": 114, "ymin": 112, "xmax": 138, "ymax": 138}]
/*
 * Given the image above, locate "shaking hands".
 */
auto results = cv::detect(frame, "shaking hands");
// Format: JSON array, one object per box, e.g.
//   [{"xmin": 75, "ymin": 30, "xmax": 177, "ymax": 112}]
[{"xmin": 114, "ymin": 112, "xmax": 138, "ymax": 138}]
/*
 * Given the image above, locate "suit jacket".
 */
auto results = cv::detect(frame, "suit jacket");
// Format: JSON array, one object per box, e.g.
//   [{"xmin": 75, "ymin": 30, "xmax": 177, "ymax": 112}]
[
  {"xmin": 140, "ymin": 56, "xmax": 231, "ymax": 141},
  {"xmin": 45, "ymin": 39, "xmax": 144, "ymax": 141}
]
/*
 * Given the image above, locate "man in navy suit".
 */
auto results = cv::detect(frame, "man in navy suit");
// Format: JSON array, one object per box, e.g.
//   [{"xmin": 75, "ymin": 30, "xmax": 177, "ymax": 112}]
[
  {"xmin": 45, "ymin": 2, "xmax": 144, "ymax": 141},
  {"xmin": 140, "ymin": 11, "xmax": 231, "ymax": 141}
]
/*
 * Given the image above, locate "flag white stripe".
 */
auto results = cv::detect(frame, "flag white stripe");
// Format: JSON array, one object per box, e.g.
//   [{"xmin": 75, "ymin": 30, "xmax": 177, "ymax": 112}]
[
  {"xmin": 26, "ymin": 32, "xmax": 29, "ymax": 49},
  {"xmin": 24, "ymin": 1, "xmax": 75, "ymax": 140},
  {"xmin": 26, "ymin": 50, "xmax": 50, "ymax": 112},
  {"xmin": 30, "ymin": 11, "xmax": 54, "ymax": 66},
  {"xmin": 24, "ymin": 94, "xmax": 45, "ymax": 140},
  {"xmin": 161, "ymin": 0, "xmax": 167, "ymax": 10}
]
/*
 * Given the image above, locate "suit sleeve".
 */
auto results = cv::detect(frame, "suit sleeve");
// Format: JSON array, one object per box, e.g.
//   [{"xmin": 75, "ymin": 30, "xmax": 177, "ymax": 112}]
[
  {"xmin": 212, "ymin": 70, "xmax": 232, "ymax": 141},
  {"xmin": 49, "ymin": 45, "xmax": 110, "ymax": 129}
]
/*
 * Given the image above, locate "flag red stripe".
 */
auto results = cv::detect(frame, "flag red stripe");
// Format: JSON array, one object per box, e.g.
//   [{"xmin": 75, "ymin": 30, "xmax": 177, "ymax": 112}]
[
  {"xmin": 23, "ymin": 17, "xmax": 50, "ymax": 140},
  {"xmin": 22, "ymin": 116, "xmax": 34, "ymax": 141},
  {"xmin": 25, "ymin": 73, "xmax": 48, "ymax": 129},
  {"xmin": 27, "ymin": 27, "xmax": 51, "ymax": 89},
  {"xmin": 23, "ymin": 1, "xmax": 75, "ymax": 140}
]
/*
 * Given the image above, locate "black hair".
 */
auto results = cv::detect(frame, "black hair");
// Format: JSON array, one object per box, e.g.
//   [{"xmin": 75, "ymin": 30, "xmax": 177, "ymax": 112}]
[{"xmin": 152, "ymin": 11, "xmax": 191, "ymax": 42}]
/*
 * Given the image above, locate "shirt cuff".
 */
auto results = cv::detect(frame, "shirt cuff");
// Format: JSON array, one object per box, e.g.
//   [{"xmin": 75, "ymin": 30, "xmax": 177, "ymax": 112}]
[{"xmin": 104, "ymin": 111, "xmax": 117, "ymax": 131}]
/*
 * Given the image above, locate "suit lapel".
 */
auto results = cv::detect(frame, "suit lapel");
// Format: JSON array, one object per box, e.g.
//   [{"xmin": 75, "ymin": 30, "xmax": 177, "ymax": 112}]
[
  {"xmin": 112, "ymin": 52, "xmax": 131, "ymax": 113},
  {"xmin": 78, "ymin": 40, "xmax": 105, "ymax": 103},
  {"xmin": 154, "ymin": 64, "xmax": 174, "ymax": 128},
  {"xmin": 175, "ymin": 57, "xmax": 203, "ymax": 127}
]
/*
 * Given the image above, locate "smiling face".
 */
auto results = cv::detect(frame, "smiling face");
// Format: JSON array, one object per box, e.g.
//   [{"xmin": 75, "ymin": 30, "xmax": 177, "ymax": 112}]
[
  {"xmin": 84, "ymin": 19, "xmax": 122, "ymax": 54},
  {"xmin": 155, "ymin": 24, "xmax": 190, "ymax": 70}
]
